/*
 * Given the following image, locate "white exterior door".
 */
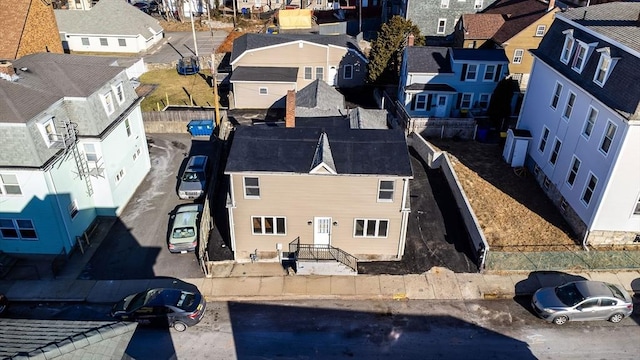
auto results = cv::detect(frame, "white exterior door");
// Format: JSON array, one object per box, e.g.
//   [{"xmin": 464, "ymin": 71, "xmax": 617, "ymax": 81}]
[
  {"xmin": 314, "ymin": 217, "xmax": 331, "ymax": 246},
  {"xmin": 435, "ymin": 95, "xmax": 447, "ymax": 117},
  {"xmin": 328, "ymin": 66, "xmax": 337, "ymax": 86}
]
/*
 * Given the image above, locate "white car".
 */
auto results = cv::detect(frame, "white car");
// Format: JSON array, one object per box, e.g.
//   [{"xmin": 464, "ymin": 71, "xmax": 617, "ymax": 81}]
[{"xmin": 168, "ymin": 204, "xmax": 202, "ymax": 253}]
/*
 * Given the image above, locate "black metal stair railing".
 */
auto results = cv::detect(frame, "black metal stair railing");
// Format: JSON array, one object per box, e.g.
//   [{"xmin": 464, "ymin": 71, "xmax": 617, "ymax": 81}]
[{"xmin": 288, "ymin": 237, "xmax": 358, "ymax": 272}]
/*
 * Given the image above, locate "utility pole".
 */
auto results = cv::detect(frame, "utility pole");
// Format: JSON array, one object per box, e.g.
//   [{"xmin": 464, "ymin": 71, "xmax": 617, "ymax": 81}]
[
  {"xmin": 190, "ymin": 4, "xmax": 199, "ymax": 57},
  {"xmin": 358, "ymin": 0, "xmax": 362, "ymax": 35},
  {"xmin": 210, "ymin": 53, "xmax": 221, "ymax": 127}
]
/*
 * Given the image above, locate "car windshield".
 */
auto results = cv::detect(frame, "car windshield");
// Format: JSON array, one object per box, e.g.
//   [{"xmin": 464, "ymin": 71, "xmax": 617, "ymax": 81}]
[
  {"xmin": 173, "ymin": 227, "xmax": 195, "ymax": 239},
  {"xmin": 555, "ymin": 283, "xmax": 585, "ymax": 306},
  {"xmin": 182, "ymin": 171, "xmax": 202, "ymax": 182},
  {"xmin": 175, "ymin": 291, "xmax": 196, "ymax": 310}
]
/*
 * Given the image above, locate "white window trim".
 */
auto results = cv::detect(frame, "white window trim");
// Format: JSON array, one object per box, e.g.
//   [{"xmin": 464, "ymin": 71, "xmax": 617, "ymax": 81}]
[
  {"xmin": 415, "ymin": 94, "xmax": 428, "ymax": 110},
  {"xmin": 437, "ymin": 19, "xmax": 447, "ymax": 35},
  {"xmin": 460, "ymin": 93, "xmax": 473, "ymax": 109},
  {"xmin": 566, "ymin": 155, "xmax": 581, "ymax": 188},
  {"xmin": 114, "ymin": 168, "xmax": 126, "ymax": 185},
  {"xmin": 478, "ymin": 93, "xmax": 490, "ymax": 109},
  {"xmin": 598, "ymin": 120, "xmax": 617, "ymax": 156},
  {"xmin": 243, "ymin": 176, "xmax": 260, "ymax": 199},
  {"xmin": 535, "ymin": 25, "xmax": 546, "ymax": 37},
  {"xmin": 343, "ymin": 64, "xmax": 353, "ymax": 80},
  {"xmin": 132, "ymin": 147, "xmax": 141, "ymax": 161},
  {"xmin": 441, "ymin": 0, "xmax": 449, "ymax": 8},
  {"xmin": 582, "ymin": 106, "xmax": 597, "ymax": 139},
  {"xmin": 102, "ymin": 92, "xmax": 115, "ymax": 115},
  {"xmin": 593, "ymin": 49, "xmax": 615, "ymax": 87},
  {"xmin": 353, "ymin": 218, "xmax": 390, "ymax": 238},
  {"xmin": 258, "ymin": 87, "xmax": 268, "ymax": 95},
  {"xmin": 513, "ymin": 49, "xmax": 524, "ymax": 64},
  {"xmin": 474, "ymin": 0, "xmax": 483, "ymax": 9},
  {"xmin": 550, "ymin": 82, "xmax": 563, "ymax": 110},
  {"xmin": 562, "ymin": 91, "xmax": 576, "ymax": 121},
  {"xmin": 377, "ymin": 180, "xmax": 395, "ymax": 202},
  {"xmin": 465, "ymin": 64, "xmax": 478, "ymax": 81},
  {"xmin": 304, "ymin": 66, "xmax": 313, "ymax": 80},
  {"xmin": 113, "ymin": 82, "xmax": 125, "ymax": 105},
  {"xmin": 251, "ymin": 216, "xmax": 287, "ymax": 235},
  {"xmin": 571, "ymin": 41, "xmax": 589, "ymax": 73},
  {"xmin": 315, "ymin": 66, "xmax": 324, "ymax": 80},
  {"xmin": 81, "ymin": 37, "xmax": 90, "ymax": 46},
  {"xmin": 37, "ymin": 117, "xmax": 59, "ymax": 147},
  {"xmin": 549, "ymin": 138, "xmax": 561, "ymax": 166},
  {"xmin": 581, "ymin": 172, "xmax": 598, "ymax": 206},
  {"xmin": 68, "ymin": 199, "xmax": 79, "ymax": 220},
  {"xmin": 0, "ymin": 173, "xmax": 22, "ymax": 196},
  {"xmin": 124, "ymin": 118, "xmax": 132, "ymax": 137},
  {"xmin": 560, "ymin": 30, "xmax": 574, "ymax": 64},
  {"xmin": 539, "ymin": 126, "xmax": 550, "ymax": 153},
  {"xmin": 483, "ymin": 65, "xmax": 495, "ymax": 82}
]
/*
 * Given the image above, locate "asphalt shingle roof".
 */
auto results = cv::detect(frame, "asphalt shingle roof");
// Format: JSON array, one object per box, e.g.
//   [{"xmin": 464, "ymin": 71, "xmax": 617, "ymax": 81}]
[
  {"xmin": 229, "ymin": 66, "xmax": 298, "ymax": 82},
  {"xmin": 225, "ymin": 126, "xmax": 413, "ymax": 177},
  {"xmin": 54, "ymin": 0, "xmax": 162, "ymax": 38},
  {"xmin": 461, "ymin": 13, "xmax": 505, "ymax": 40},
  {"xmin": 0, "ymin": 53, "xmax": 126, "ymax": 124},
  {"xmin": 450, "ymin": 48, "xmax": 509, "ymax": 62},
  {"xmin": 0, "ymin": 0, "xmax": 30, "ymax": 59},
  {"xmin": 532, "ymin": 2, "xmax": 640, "ymax": 120},
  {"xmin": 295, "ymin": 79, "xmax": 345, "ymax": 111},
  {"xmin": 230, "ymin": 33, "xmax": 362, "ymax": 63},
  {"xmin": 405, "ymin": 47, "xmax": 452, "ymax": 73},
  {"xmin": 482, "ymin": 0, "xmax": 551, "ymax": 44}
]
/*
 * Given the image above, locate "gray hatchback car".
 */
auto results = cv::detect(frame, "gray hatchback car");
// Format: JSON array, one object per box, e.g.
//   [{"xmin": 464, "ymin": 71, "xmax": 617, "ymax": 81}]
[{"xmin": 531, "ymin": 280, "xmax": 633, "ymax": 325}]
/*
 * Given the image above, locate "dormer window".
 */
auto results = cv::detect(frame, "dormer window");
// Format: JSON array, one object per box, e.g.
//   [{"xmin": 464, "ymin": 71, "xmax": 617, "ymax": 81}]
[
  {"xmin": 560, "ymin": 30, "xmax": 574, "ymax": 64},
  {"xmin": 102, "ymin": 92, "xmax": 115, "ymax": 115},
  {"xmin": 571, "ymin": 42, "xmax": 588, "ymax": 72},
  {"xmin": 38, "ymin": 118, "xmax": 59, "ymax": 147},
  {"xmin": 114, "ymin": 82, "xmax": 125, "ymax": 104},
  {"xmin": 593, "ymin": 48, "xmax": 617, "ymax": 87}
]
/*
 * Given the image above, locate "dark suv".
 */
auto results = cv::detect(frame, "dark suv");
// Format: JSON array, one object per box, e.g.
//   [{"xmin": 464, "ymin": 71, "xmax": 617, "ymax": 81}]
[{"xmin": 111, "ymin": 288, "xmax": 206, "ymax": 331}]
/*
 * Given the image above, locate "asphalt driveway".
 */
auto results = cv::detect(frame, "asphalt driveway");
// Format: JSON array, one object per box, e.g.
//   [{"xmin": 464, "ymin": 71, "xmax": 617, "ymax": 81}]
[{"xmin": 79, "ymin": 134, "xmax": 216, "ymax": 280}]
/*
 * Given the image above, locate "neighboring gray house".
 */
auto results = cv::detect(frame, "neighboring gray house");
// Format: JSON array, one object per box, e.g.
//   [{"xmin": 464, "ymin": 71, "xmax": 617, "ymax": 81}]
[
  {"xmin": 0, "ymin": 53, "xmax": 151, "ymax": 256},
  {"xmin": 384, "ymin": 0, "xmax": 498, "ymax": 43},
  {"xmin": 230, "ymin": 33, "xmax": 368, "ymax": 109},
  {"xmin": 55, "ymin": 0, "xmax": 164, "ymax": 54}
]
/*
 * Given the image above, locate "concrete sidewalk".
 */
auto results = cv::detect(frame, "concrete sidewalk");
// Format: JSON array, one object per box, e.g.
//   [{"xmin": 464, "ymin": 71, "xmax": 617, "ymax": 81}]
[{"xmin": 1, "ymin": 263, "xmax": 639, "ymax": 303}]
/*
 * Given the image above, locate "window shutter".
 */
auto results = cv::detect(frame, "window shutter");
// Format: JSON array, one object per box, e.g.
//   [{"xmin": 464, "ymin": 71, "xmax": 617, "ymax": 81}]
[
  {"xmin": 426, "ymin": 94, "xmax": 433, "ymax": 110},
  {"xmin": 411, "ymin": 95, "xmax": 416, "ymax": 110},
  {"xmin": 461, "ymin": 64, "xmax": 467, "ymax": 81},
  {"xmin": 495, "ymin": 64, "xmax": 502, "ymax": 82},
  {"xmin": 456, "ymin": 93, "xmax": 462, "ymax": 109}
]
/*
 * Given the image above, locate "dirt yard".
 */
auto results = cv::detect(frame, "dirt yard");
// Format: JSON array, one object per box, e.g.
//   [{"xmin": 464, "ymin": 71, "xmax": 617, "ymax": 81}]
[{"xmin": 429, "ymin": 139, "xmax": 580, "ymax": 251}]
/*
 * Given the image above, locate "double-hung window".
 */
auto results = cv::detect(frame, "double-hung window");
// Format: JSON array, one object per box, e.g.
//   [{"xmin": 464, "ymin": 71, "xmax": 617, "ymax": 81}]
[
  {"xmin": 593, "ymin": 51, "xmax": 613, "ymax": 86},
  {"xmin": 465, "ymin": 64, "xmax": 477, "ymax": 81},
  {"xmin": 0, "ymin": 219, "xmax": 37, "ymax": 240},
  {"xmin": 252, "ymin": 216, "xmax": 286, "ymax": 235},
  {"xmin": 102, "ymin": 92, "xmax": 115, "ymax": 115},
  {"xmin": 81, "ymin": 37, "xmax": 90, "ymax": 46},
  {"xmin": 563, "ymin": 92, "xmax": 576, "ymax": 120},
  {"xmin": 535, "ymin": 25, "xmax": 546, "ymax": 37},
  {"xmin": 354, "ymin": 219, "xmax": 389, "ymax": 238},
  {"xmin": 315, "ymin": 67, "xmax": 324, "ymax": 80},
  {"xmin": 539, "ymin": 126, "xmax": 550, "ymax": 153},
  {"xmin": 437, "ymin": 19, "xmax": 447, "ymax": 35},
  {"xmin": 83, "ymin": 143, "xmax": 98, "ymax": 163},
  {"xmin": 560, "ymin": 31, "xmax": 574, "ymax": 64},
  {"xmin": 599, "ymin": 121, "xmax": 616, "ymax": 155},
  {"xmin": 513, "ymin": 49, "xmax": 524, "ymax": 64},
  {"xmin": 460, "ymin": 93, "xmax": 473, "ymax": 109},
  {"xmin": 118, "ymin": 38, "xmax": 126, "ymax": 47},
  {"xmin": 343, "ymin": 65, "xmax": 353, "ymax": 80},
  {"xmin": 415, "ymin": 94, "xmax": 427, "ymax": 110},
  {"xmin": 100, "ymin": 38, "xmax": 108, "ymax": 46},
  {"xmin": 483, "ymin": 65, "xmax": 495, "ymax": 81},
  {"xmin": 582, "ymin": 173, "xmax": 597, "ymax": 206},
  {"xmin": 582, "ymin": 107, "xmax": 597, "ymax": 139},
  {"xmin": 566, "ymin": 156, "xmax": 580, "ymax": 187},
  {"xmin": 114, "ymin": 82, "xmax": 125, "ymax": 104},
  {"xmin": 478, "ymin": 94, "xmax": 490, "ymax": 109},
  {"xmin": 571, "ymin": 42, "xmax": 588, "ymax": 73},
  {"xmin": 550, "ymin": 82, "xmax": 563, "ymax": 109},
  {"xmin": 378, "ymin": 180, "xmax": 394, "ymax": 202},
  {"xmin": 125, "ymin": 118, "xmax": 132, "ymax": 137},
  {"xmin": 244, "ymin": 177, "xmax": 260, "ymax": 198},
  {"xmin": 0, "ymin": 174, "xmax": 22, "ymax": 195},
  {"xmin": 549, "ymin": 139, "xmax": 561, "ymax": 166},
  {"xmin": 304, "ymin": 67, "xmax": 312, "ymax": 80}
]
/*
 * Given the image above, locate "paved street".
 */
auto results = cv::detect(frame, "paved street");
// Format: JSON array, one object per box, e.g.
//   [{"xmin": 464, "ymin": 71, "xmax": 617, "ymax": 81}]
[{"xmin": 143, "ymin": 31, "xmax": 229, "ymax": 64}]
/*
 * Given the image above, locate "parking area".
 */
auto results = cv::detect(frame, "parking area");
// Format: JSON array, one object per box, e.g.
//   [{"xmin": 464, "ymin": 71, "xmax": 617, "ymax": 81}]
[{"xmin": 79, "ymin": 134, "xmax": 216, "ymax": 280}]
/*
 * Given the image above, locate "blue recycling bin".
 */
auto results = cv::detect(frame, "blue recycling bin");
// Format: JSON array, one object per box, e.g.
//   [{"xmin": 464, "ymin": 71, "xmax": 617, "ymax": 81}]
[{"xmin": 187, "ymin": 119, "xmax": 214, "ymax": 136}]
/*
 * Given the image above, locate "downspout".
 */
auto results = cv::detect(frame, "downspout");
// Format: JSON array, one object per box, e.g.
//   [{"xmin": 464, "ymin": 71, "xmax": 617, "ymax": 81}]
[
  {"xmin": 44, "ymin": 167, "xmax": 74, "ymax": 253},
  {"xmin": 397, "ymin": 177, "xmax": 410, "ymax": 258}
]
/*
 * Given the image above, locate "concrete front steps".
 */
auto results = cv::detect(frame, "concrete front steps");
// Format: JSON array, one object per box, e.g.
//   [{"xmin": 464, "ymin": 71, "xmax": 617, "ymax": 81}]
[{"xmin": 296, "ymin": 260, "xmax": 357, "ymax": 276}]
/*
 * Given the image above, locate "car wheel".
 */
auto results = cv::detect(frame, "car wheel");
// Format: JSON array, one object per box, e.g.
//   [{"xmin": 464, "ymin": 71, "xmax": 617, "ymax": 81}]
[
  {"xmin": 552, "ymin": 315, "xmax": 568, "ymax": 325},
  {"xmin": 608, "ymin": 313, "xmax": 624, "ymax": 323},
  {"xmin": 173, "ymin": 321, "xmax": 187, "ymax": 332}
]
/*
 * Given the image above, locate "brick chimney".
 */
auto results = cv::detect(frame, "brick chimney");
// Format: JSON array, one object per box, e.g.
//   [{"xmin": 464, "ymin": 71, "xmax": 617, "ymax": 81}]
[
  {"xmin": 548, "ymin": 0, "xmax": 555, "ymax": 11},
  {"xmin": 407, "ymin": 33, "xmax": 415, "ymax": 47},
  {"xmin": 0, "ymin": 60, "xmax": 15, "ymax": 77},
  {"xmin": 285, "ymin": 90, "xmax": 296, "ymax": 128}
]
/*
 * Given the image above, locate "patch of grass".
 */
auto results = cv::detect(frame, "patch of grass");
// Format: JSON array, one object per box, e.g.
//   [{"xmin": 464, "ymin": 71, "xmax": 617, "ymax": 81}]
[{"xmin": 139, "ymin": 68, "xmax": 215, "ymax": 111}]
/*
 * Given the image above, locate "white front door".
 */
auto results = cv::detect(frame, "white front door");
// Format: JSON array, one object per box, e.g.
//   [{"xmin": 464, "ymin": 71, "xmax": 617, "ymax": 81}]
[
  {"xmin": 314, "ymin": 217, "xmax": 331, "ymax": 246},
  {"xmin": 435, "ymin": 95, "xmax": 448, "ymax": 117},
  {"xmin": 328, "ymin": 66, "xmax": 337, "ymax": 86}
]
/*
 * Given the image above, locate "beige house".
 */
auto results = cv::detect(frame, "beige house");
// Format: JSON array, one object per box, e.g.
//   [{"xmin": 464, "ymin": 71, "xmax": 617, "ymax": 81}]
[
  {"xmin": 230, "ymin": 33, "xmax": 367, "ymax": 109},
  {"xmin": 223, "ymin": 115, "xmax": 413, "ymax": 267}
]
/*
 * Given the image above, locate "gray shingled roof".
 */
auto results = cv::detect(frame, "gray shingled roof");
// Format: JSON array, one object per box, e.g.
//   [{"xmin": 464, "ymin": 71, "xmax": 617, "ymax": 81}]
[
  {"xmin": 532, "ymin": 3, "xmax": 640, "ymax": 120},
  {"xmin": 229, "ymin": 66, "xmax": 298, "ymax": 82},
  {"xmin": 405, "ymin": 47, "xmax": 452, "ymax": 73},
  {"xmin": 225, "ymin": 126, "xmax": 413, "ymax": 176},
  {"xmin": 54, "ymin": 0, "xmax": 163, "ymax": 37},
  {"xmin": 349, "ymin": 108, "xmax": 389, "ymax": 129},
  {"xmin": 556, "ymin": 2, "xmax": 640, "ymax": 53},
  {"xmin": 0, "ymin": 319, "xmax": 136, "ymax": 359},
  {"xmin": 450, "ymin": 48, "xmax": 509, "ymax": 62},
  {"xmin": 0, "ymin": 53, "xmax": 126, "ymax": 124},
  {"xmin": 231, "ymin": 33, "xmax": 362, "ymax": 63},
  {"xmin": 405, "ymin": 83, "xmax": 458, "ymax": 92},
  {"xmin": 296, "ymin": 79, "xmax": 345, "ymax": 110}
]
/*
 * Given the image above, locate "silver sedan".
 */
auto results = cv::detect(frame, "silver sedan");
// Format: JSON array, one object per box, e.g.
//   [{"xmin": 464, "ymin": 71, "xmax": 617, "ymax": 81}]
[{"xmin": 531, "ymin": 280, "xmax": 633, "ymax": 325}]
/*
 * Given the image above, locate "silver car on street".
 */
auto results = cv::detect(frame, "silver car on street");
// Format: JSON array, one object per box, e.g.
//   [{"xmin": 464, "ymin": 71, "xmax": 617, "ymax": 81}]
[{"xmin": 531, "ymin": 280, "xmax": 633, "ymax": 325}]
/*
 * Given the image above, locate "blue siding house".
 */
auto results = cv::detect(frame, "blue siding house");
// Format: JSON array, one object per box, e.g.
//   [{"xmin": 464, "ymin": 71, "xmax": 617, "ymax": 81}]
[{"xmin": 398, "ymin": 46, "xmax": 509, "ymax": 119}]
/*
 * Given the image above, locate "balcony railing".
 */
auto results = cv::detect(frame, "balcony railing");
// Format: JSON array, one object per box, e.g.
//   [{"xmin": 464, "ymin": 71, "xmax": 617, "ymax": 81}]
[{"xmin": 289, "ymin": 237, "xmax": 358, "ymax": 273}]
